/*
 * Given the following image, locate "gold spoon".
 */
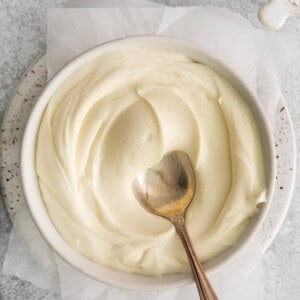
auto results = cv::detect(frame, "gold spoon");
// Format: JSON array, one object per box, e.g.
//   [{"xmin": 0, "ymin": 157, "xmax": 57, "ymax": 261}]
[{"xmin": 132, "ymin": 151, "xmax": 218, "ymax": 300}]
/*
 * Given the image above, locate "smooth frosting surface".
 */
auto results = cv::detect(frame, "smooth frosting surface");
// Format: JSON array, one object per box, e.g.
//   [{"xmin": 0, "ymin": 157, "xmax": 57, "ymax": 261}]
[{"xmin": 36, "ymin": 47, "xmax": 266, "ymax": 275}]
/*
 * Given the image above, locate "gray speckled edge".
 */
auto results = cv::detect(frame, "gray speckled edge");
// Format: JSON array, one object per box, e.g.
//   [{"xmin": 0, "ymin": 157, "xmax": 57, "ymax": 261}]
[
  {"xmin": 0, "ymin": 53, "xmax": 296, "ymax": 255},
  {"xmin": 0, "ymin": 54, "xmax": 46, "ymax": 219},
  {"xmin": 261, "ymin": 99, "xmax": 297, "ymax": 253}
]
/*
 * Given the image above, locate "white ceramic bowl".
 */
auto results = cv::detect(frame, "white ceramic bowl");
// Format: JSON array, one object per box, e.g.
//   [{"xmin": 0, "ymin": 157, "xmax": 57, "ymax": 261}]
[{"xmin": 20, "ymin": 36, "xmax": 276, "ymax": 291}]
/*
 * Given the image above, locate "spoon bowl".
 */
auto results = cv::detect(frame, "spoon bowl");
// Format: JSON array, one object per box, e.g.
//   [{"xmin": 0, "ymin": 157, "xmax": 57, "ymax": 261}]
[{"xmin": 132, "ymin": 151, "xmax": 195, "ymax": 218}]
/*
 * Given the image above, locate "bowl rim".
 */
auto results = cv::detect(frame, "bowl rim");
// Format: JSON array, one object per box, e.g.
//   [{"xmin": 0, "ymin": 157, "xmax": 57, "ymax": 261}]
[{"xmin": 20, "ymin": 35, "xmax": 276, "ymax": 291}]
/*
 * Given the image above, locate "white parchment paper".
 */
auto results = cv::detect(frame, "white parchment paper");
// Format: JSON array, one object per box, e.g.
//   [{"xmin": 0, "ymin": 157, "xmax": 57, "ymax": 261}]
[{"xmin": 3, "ymin": 2, "xmax": 293, "ymax": 299}]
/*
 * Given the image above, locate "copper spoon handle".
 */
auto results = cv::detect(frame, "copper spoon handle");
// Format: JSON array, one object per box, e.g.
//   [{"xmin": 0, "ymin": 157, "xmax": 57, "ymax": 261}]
[{"xmin": 172, "ymin": 216, "xmax": 218, "ymax": 300}]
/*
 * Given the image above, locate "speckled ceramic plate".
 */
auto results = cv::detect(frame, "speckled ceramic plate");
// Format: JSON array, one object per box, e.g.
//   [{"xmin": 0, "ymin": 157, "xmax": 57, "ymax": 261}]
[{"xmin": 0, "ymin": 53, "xmax": 296, "ymax": 255}]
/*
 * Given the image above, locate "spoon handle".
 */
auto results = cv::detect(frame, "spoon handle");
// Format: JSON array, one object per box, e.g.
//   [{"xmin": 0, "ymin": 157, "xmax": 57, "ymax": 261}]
[{"xmin": 172, "ymin": 215, "xmax": 218, "ymax": 300}]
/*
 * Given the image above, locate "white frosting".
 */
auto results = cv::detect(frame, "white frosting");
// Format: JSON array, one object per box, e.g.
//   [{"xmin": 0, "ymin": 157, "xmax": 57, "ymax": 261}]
[{"xmin": 36, "ymin": 48, "xmax": 266, "ymax": 275}]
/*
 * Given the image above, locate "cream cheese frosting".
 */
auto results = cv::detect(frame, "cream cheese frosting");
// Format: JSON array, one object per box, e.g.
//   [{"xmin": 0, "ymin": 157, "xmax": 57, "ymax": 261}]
[{"xmin": 36, "ymin": 47, "xmax": 266, "ymax": 275}]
